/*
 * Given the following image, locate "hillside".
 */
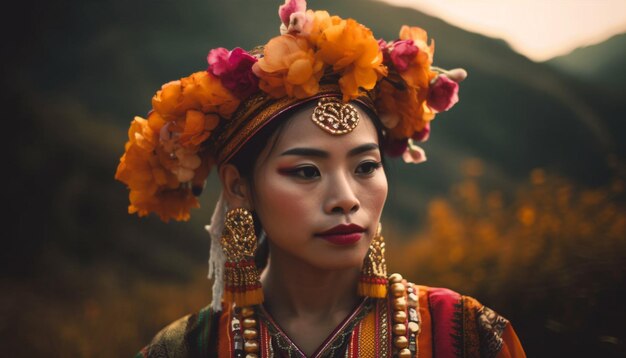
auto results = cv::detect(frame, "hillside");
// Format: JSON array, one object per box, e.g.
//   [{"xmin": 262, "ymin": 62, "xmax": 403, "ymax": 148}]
[{"xmin": 547, "ymin": 32, "xmax": 626, "ymax": 90}]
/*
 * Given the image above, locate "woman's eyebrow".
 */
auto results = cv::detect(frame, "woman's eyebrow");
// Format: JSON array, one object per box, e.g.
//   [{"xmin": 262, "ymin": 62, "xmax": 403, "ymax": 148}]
[
  {"xmin": 280, "ymin": 148, "xmax": 329, "ymax": 158},
  {"xmin": 347, "ymin": 143, "xmax": 379, "ymax": 157},
  {"xmin": 280, "ymin": 143, "xmax": 379, "ymax": 158}
]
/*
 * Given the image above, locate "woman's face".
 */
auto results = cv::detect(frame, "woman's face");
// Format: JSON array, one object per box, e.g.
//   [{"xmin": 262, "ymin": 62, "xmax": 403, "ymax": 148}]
[{"xmin": 251, "ymin": 102, "xmax": 388, "ymax": 271}]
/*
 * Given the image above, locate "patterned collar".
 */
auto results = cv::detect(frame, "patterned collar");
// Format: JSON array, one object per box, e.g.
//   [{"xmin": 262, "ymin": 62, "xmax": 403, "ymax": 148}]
[{"xmin": 256, "ymin": 298, "xmax": 374, "ymax": 358}]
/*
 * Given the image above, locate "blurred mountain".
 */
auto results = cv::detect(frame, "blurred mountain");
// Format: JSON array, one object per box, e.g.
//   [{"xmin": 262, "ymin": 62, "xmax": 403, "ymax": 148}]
[
  {"xmin": 541, "ymin": 31, "xmax": 626, "ymax": 190},
  {"xmin": 547, "ymin": 33, "xmax": 626, "ymax": 90}
]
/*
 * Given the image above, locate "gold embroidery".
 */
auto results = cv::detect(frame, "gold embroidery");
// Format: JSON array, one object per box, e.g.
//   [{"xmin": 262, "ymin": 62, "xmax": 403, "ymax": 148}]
[
  {"xmin": 359, "ymin": 310, "xmax": 377, "ymax": 358},
  {"xmin": 379, "ymin": 298, "xmax": 390, "ymax": 357}
]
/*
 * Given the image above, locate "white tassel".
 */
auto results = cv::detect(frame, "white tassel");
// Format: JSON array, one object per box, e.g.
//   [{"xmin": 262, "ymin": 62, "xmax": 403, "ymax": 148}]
[{"xmin": 205, "ymin": 192, "xmax": 228, "ymax": 312}]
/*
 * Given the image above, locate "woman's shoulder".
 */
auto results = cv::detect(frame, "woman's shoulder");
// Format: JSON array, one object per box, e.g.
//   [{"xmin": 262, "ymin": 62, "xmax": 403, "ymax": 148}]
[
  {"xmin": 136, "ymin": 305, "xmax": 220, "ymax": 358},
  {"xmin": 416, "ymin": 285, "xmax": 502, "ymax": 331},
  {"xmin": 405, "ymin": 283, "xmax": 525, "ymax": 357}
]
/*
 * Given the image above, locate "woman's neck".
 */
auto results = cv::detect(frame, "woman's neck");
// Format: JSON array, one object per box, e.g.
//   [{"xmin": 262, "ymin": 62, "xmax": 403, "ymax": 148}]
[{"xmin": 260, "ymin": 246, "xmax": 361, "ymax": 319}]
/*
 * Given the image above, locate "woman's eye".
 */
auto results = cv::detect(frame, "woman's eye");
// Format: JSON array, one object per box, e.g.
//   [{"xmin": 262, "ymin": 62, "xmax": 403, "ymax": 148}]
[
  {"xmin": 284, "ymin": 166, "xmax": 320, "ymax": 179},
  {"xmin": 356, "ymin": 161, "xmax": 382, "ymax": 175}
]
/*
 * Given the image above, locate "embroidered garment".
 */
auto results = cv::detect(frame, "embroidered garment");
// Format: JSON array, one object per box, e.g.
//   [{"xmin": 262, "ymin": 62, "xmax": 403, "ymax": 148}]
[{"xmin": 136, "ymin": 285, "xmax": 525, "ymax": 358}]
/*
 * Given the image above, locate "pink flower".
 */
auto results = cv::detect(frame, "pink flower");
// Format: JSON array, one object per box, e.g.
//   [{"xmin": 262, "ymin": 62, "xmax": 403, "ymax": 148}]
[
  {"xmin": 279, "ymin": 0, "xmax": 307, "ymax": 26},
  {"xmin": 402, "ymin": 140, "xmax": 427, "ymax": 164},
  {"xmin": 207, "ymin": 47, "xmax": 259, "ymax": 99},
  {"xmin": 390, "ymin": 40, "xmax": 418, "ymax": 72},
  {"xmin": 207, "ymin": 48, "xmax": 230, "ymax": 76},
  {"xmin": 278, "ymin": 0, "xmax": 311, "ymax": 35},
  {"xmin": 427, "ymin": 75, "xmax": 459, "ymax": 112}
]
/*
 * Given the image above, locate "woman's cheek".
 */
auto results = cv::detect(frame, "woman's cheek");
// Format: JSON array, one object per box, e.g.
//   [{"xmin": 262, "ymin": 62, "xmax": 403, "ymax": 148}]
[
  {"xmin": 257, "ymin": 176, "xmax": 314, "ymax": 225},
  {"xmin": 365, "ymin": 172, "xmax": 388, "ymax": 212},
  {"xmin": 271, "ymin": 183, "xmax": 309, "ymax": 216},
  {"xmin": 377, "ymin": 174, "xmax": 389, "ymax": 207}
]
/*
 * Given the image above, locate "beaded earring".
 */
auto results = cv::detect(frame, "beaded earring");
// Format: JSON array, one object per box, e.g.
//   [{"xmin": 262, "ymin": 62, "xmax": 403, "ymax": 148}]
[
  {"xmin": 358, "ymin": 223, "xmax": 388, "ymax": 298},
  {"xmin": 221, "ymin": 208, "xmax": 264, "ymax": 307}
]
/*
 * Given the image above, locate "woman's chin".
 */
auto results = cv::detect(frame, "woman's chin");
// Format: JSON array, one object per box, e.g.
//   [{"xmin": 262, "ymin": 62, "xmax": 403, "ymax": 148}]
[{"xmin": 306, "ymin": 250, "xmax": 367, "ymax": 271}]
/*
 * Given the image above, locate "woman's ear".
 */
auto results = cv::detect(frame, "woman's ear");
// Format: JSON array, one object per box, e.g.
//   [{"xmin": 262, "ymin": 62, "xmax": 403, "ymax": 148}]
[{"xmin": 219, "ymin": 164, "xmax": 253, "ymax": 210}]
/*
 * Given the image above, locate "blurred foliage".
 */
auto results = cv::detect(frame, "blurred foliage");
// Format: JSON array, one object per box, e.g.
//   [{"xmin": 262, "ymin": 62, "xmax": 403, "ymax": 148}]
[
  {"xmin": 1, "ymin": 263, "xmax": 211, "ymax": 357},
  {"xmin": 387, "ymin": 162, "xmax": 626, "ymax": 356}
]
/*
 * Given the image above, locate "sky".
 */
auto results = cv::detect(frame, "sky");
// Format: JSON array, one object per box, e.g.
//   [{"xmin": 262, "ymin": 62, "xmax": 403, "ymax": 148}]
[{"xmin": 377, "ymin": 0, "xmax": 626, "ymax": 61}]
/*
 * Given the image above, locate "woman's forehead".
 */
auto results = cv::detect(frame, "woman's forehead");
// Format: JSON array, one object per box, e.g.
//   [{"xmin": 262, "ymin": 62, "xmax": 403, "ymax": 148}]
[{"xmin": 271, "ymin": 104, "xmax": 379, "ymax": 154}]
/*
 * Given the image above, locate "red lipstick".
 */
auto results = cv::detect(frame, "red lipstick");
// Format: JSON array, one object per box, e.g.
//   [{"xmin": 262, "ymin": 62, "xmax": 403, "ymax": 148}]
[{"xmin": 316, "ymin": 224, "xmax": 365, "ymax": 245}]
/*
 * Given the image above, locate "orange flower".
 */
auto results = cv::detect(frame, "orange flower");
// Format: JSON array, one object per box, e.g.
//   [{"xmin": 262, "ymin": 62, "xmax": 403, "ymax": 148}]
[
  {"xmin": 147, "ymin": 110, "xmax": 167, "ymax": 134},
  {"xmin": 115, "ymin": 116, "xmax": 202, "ymax": 222},
  {"xmin": 397, "ymin": 26, "xmax": 436, "ymax": 89},
  {"xmin": 116, "ymin": 117, "xmax": 169, "ymax": 193},
  {"xmin": 316, "ymin": 18, "xmax": 387, "ymax": 101},
  {"xmin": 181, "ymin": 71, "xmax": 240, "ymax": 118},
  {"xmin": 149, "ymin": 106, "xmax": 218, "ymax": 156},
  {"xmin": 151, "ymin": 71, "xmax": 240, "ymax": 120},
  {"xmin": 376, "ymin": 80, "xmax": 435, "ymax": 140},
  {"xmin": 116, "ymin": 118, "xmax": 175, "ymax": 187},
  {"xmin": 130, "ymin": 72, "xmax": 228, "ymax": 217},
  {"xmin": 150, "ymin": 80, "xmax": 184, "ymax": 120},
  {"xmin": 128, "ymin": 187, "xmax": 199, "ymax": 222},
  {"xmin": 253, "ymin": 34, "xmax": 324, "ymax": 98},
  {"xmin": 178, "ymin": 110, "xmax": 220, "ymax": 147},
  {"xmin": 305, "ymin": 10, "xmax": 341, "ymax": 45}
]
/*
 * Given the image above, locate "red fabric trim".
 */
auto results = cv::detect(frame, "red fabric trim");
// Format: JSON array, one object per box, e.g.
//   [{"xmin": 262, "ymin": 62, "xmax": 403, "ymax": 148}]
[
  {"xmin": 429, "ymin": 287, "xmax": 462, "ymax": 358},
  {"xmin": 259, "ymin": 317, "xmax": 270, "ymax": 357},
  {"xmin": 351, "ymin": 321, "xmax": 360, "ymax": 357}
]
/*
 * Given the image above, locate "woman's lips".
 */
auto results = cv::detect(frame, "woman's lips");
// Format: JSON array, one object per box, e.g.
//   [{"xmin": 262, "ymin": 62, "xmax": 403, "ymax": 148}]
[
  {"xmin": 318, "ymin": 233, "xmax": 363, "ymax": 245},
  {"xmin": 316, "ymin": 224, "xmax": 365, "ymax": 245}
]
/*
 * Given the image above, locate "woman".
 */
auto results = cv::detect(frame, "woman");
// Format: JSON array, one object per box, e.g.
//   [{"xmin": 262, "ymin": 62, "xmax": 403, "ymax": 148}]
[{"xmin": 117, "ymin": 1, "xmax": 525, "ymax": 357}]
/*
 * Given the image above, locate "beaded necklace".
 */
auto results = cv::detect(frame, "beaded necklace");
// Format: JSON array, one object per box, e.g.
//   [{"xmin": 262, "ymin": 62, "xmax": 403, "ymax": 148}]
[{"xmin": 230, "ymin": 273, "xmax": 421, "ymax": 358}]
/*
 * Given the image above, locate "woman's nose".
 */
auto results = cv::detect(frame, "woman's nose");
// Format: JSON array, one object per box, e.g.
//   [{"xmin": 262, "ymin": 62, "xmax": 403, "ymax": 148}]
[{"xmin": 324, "ymin": 172, "xmax": 360, "ymax": 214}]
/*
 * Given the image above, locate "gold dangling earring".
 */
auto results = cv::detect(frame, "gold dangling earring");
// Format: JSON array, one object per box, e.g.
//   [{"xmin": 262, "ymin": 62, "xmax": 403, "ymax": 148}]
[
  {"xmin": 358, "ymin": 223, "xmax": 388, "ymax": 298},
  {"xmin": 221, "ymin": 208, "xmax": 264, "ymax": 307}
]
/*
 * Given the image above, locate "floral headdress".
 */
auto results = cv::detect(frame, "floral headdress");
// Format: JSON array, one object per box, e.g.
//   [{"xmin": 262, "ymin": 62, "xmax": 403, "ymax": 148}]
[{"xmin": 115, "ymin": 0, "xmax": 465, "ymax": 223}]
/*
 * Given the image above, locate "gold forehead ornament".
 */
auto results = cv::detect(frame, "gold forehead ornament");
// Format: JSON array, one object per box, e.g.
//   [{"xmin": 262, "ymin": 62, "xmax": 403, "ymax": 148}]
[{"xmin": 311, "ymin": 97, "xmax": 360, "ymax": 135}]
